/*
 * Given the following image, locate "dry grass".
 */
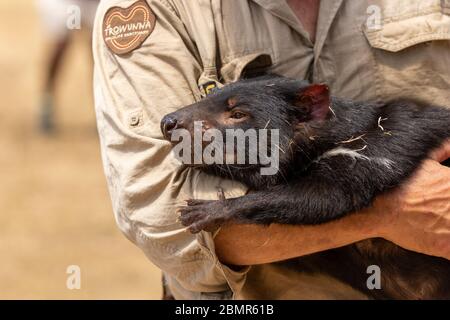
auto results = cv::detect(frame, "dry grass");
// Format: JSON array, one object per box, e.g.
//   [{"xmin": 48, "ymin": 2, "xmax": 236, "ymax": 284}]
[{"xmin": 0, "ymin": 0, "xmax": 162, "ymax": 299}]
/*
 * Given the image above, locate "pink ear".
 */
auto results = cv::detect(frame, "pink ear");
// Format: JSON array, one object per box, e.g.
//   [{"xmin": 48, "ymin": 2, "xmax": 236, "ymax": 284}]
[{"xmin": 297, "ymin": 84, "xmax": 331, "ymax": 121}]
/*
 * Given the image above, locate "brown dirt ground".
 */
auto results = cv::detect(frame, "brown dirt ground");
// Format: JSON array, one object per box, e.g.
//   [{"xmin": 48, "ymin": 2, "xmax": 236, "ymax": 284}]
[{"xmin": 0, "ymin": 0, "xmax": 162, "ymax": 299}]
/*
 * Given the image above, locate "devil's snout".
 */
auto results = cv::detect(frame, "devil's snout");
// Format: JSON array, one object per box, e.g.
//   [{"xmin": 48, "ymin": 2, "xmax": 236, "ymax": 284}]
[{"xmin": 160, "ymin": 114, "xmax": 180, "ymax": 140}]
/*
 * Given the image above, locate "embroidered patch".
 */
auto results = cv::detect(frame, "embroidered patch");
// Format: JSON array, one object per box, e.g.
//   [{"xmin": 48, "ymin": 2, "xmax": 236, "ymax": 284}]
[{"xmin": 103, "ymin": 0, "xmax": 156, "ymax": 55}]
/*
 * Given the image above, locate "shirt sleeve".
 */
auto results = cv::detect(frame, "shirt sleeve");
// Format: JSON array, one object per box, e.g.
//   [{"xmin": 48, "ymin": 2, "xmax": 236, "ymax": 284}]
[{"xmin": 92, "ymin": 0, "xmax": 249, "ymax": 299}]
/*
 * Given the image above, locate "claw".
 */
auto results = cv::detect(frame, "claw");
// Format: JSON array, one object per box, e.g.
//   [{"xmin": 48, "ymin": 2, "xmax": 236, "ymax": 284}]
[
  {"xmin": 186, "ymin": 199, "xmax": 207, "ymax": 206},
  {"xmin": 217, "ymin": 188, "xmax": 226, "ymax": 201},
  {"xmin": 177, "ymin": 198, "xmax": 229, "ymax": 233},
  {"xmin": 188, "ymin": 224, "xmax": 202, "ymax": 234}
]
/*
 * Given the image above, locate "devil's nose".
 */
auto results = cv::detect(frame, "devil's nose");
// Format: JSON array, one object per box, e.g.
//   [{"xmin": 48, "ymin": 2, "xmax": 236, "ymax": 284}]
[{"xmin": 161, "ymin": 115, "xmax": 178, "ymax": 140}]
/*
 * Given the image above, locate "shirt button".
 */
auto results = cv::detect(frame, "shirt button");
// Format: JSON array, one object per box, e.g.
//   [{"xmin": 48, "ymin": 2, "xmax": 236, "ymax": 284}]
[{"xmin": 129, "ymin": 114, "xmax": 141, "ymax": 127}]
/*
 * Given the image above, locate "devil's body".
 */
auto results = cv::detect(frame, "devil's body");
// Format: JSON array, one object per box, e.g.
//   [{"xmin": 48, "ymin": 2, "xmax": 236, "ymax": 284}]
[{"xmin": 162, "ymin": 75, "xmax": 450, "ymax": 299}]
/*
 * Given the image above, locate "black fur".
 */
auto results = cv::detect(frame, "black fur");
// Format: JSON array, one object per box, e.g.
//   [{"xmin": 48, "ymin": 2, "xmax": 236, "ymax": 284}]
[{"xmin": 161, "ymin": 75, "xmax": 450, "ymax": 299}]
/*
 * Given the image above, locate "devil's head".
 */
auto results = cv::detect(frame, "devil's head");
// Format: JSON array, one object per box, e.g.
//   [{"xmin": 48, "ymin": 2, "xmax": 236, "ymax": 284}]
[{"xmin": 160, "ymin": 75, "xmax": 332, "ymax": 188}]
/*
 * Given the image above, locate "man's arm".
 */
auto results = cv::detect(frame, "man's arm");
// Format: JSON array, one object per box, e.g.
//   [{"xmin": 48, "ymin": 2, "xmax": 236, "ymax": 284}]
[
  {"xmin": 215, "ymin": 142, "xmax": 450, "ymax": 266},
  {"xmin": 93, "ymin": 0, "xmax": 249, "ymax": 299},
  {"xmin": 215, "ymin": 208, "xmax": 378, "ymax": 266}
]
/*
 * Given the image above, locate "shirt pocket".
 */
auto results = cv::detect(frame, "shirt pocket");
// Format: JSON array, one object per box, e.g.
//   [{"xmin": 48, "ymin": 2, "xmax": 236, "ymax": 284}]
[{"xmin": 363, "ymin": 0, "xmax": 450, "ymax": 105}]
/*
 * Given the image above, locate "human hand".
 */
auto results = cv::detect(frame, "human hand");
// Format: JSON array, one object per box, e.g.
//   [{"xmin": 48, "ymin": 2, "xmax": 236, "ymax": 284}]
[{"xmin": 375, "ymin": 140, "xmax": 450, "ymax": 259}]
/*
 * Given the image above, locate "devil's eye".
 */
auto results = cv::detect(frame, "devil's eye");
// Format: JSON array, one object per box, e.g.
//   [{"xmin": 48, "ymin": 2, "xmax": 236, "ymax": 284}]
[{"xmin": 230, "ymin": 111, "xmax": 247, "ymax": 119}]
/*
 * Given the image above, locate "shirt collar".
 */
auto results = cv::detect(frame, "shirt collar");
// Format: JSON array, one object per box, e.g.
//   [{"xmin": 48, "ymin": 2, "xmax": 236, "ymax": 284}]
[
  {"xmin": 251, "ymin": 0, "xmax": 310, "ymax": 41},
  {"xmin": 251, "ymin": 0, "xmax": 344, "ymax": 55},
  {"xmin": 314, "ymin": 0, "xmax": 344, "ymax": 57}
]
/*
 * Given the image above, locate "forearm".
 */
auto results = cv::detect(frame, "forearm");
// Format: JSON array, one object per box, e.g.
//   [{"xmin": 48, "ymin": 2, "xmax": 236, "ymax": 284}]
[
  {"xmin": 214, "ymin": 205, "xmax": 379, "ymax": 266},
  {"xmin": 215, "ymin": 156, "xmax": 450, "ymax": 266}
]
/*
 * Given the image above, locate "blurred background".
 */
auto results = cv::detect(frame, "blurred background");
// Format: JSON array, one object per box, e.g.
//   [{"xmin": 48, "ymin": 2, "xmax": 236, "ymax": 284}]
[{"xmin": 0, "ymin": 0, "xmax": 162, "ymax": 299}]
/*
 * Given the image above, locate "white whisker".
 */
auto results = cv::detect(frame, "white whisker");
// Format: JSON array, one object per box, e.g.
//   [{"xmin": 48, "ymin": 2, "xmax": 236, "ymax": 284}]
[
  {"xmin": 378, "ymin": 117, "xmax": 388, "ymax": 131},
  {"xmin": 338, "ymin": 134, "xmax": 367, "ymax": 144}
]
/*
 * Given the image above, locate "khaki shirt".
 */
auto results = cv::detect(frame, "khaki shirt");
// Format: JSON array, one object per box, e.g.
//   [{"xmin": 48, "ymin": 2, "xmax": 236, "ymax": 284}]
[{"xmin": 93, "ymin": 0, "xmax": 450, "ymax": 299}]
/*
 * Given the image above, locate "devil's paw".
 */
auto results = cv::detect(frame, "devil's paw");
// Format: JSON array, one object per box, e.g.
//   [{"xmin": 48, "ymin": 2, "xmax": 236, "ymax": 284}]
[{"xmin": 178, "ymin": 199, "xmax": 233, "ymax": 233}]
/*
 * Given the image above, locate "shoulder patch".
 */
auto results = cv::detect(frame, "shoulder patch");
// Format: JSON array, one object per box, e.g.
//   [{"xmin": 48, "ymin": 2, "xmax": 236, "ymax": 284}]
[{"xmin": 103, "ymin": 0, "xmax": 156, "ymax": 55}]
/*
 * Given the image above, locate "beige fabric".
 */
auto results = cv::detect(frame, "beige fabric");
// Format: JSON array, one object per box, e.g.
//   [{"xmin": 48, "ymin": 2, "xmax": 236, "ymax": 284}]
[{"xmin": 92, "ymin": 0, "xmax": 450, "ymax": 300}]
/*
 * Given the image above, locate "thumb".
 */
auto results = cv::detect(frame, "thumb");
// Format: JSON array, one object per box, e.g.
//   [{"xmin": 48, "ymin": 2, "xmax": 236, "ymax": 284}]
[{"xmin": 429, "ymin": 139, "xmax": 450, "ymax": 163}]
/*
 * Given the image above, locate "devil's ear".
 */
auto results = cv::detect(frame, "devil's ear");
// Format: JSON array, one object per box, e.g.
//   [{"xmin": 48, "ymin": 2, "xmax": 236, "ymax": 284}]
[{"xmin": 294, "ymin": 84, "xmax": 331, "ymax": 121}]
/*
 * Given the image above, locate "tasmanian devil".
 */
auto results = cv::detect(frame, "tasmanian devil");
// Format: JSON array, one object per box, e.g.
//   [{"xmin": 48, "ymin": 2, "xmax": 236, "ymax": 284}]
[{"xmin": 160, "ymin": 75, "xmax": 450, "ymax": 299}]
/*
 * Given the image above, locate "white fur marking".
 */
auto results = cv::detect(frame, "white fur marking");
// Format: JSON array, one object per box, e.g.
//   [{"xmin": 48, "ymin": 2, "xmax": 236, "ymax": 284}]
[
  {"xmin": 319, "ymin": 146, "xmax": 368, "ymax": 160},
  {"xmin": 372, "ymin": 157, "xmax": 396, "ymax": 170},
  {"xmin": 315, "ymin": 146, "xmax": 395, "ymax": 170}
]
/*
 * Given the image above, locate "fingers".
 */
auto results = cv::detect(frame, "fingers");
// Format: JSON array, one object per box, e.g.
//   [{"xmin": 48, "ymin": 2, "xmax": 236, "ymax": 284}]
[
  {"xmin": 412, "ymin": 158, "xmax": 445, "ymax": 177},
  {"xmin": 429, "ymin": 139, "xmax": 450, "ymax": 163}
]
